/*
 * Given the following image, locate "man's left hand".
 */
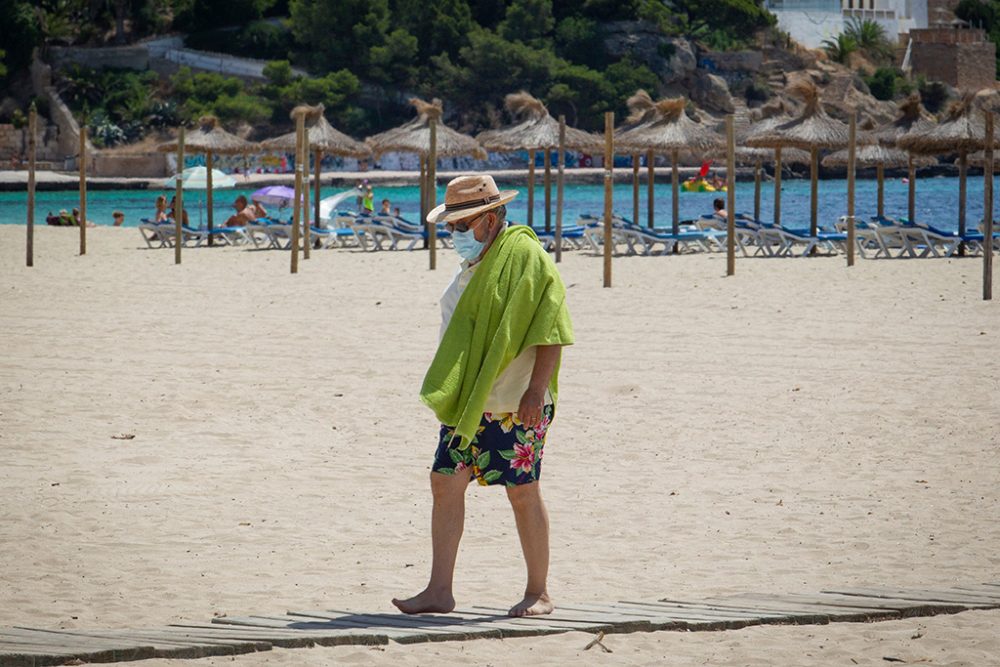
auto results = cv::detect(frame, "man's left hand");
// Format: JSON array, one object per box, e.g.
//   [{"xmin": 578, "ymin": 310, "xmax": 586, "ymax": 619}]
[{"xmin": 517, "ymin": 387, "xmax": 546, "ymax": 428}]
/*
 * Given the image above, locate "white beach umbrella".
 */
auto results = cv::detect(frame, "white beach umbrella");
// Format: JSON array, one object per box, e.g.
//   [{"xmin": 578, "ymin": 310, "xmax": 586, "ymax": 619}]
[
  {"xmin": 162, "ymin": 166, "xmax": 237, "ymax": 190},
  {"xmin": 319, "ymin": 189, "xmax": 359, "ymax": 224}
]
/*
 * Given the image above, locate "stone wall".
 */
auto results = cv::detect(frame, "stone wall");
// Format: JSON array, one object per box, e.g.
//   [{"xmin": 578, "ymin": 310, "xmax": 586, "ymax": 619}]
[
  {"xmin": 911, "ymin": 27, "xmax": 989, "ymax": 44},
  {"xmin": 93, "ymin": 152, "xmax": 168, "ymax": 177},
  {"xmin": 911, "ymin": 28, "xmax": 997, "ymax": 90},
  {"xmin": 50, "ymin": 46, "xmax": 149, "ymax": 71},
  {"xmin": 0, "ymin": 123, "xmax": 65, "ymax": 163}
]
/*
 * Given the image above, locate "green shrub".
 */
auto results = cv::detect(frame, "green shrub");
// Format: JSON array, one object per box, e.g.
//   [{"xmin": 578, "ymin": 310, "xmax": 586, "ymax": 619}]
[
  {"xmin": 554, "ymin": 16, "xmax": 602, "ymax": 68},
  {"xmin": 865, "ymin": 67, "xmax": 897, "ymax": 100},
  {"xmin": 238, "ymin": 20, "xmax": 292, "ymax": 60},
  {"xmin": 744, "ymin": 78, "xmax": 771, "ymax": 104},
  {"xmin": 917, "ymin": 77, "xmax": 951, "ymax": 113},
  {"xmin": 955, "ymin": 0, "xmax": 996, "ymax": 31},
  {"xmin": 175, "ymin": 0, "xmax": 278, "ymax": 33}
]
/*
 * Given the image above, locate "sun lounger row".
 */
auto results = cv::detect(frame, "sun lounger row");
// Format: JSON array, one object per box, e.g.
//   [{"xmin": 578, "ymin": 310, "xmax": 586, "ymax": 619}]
[
  {"xmin": 138, "ymin": 219, "xmax": 250, "ymax": 248},
  {"xmin": 577, "ymin": 214, "xmax": 727, "ymax": 256},
  {"xmin": 835, "ymin": 216, "xmax": 1000, "ymax": 259}
]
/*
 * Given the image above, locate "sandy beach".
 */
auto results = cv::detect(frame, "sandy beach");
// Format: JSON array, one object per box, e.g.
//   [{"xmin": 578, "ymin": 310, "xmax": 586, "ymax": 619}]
[{"xmin": 1, "ymin": 225, "xmax": 998, "ymax": 666}]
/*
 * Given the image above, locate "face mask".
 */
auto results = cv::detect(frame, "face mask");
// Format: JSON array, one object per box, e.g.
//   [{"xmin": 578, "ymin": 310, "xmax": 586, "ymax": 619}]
[{"xmin": 452, "ymin": 227, "xmax": 486, "ymax": 261}]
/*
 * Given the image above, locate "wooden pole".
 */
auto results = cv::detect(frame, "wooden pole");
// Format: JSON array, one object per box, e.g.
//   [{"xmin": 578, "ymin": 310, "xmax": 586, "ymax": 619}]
[
  {"xmin": 419, "ymin": 155, "xmax": 427, "ymax": 221},
  {"xmin": 984, "ymin": 111, "xmax": 994, "ymax": 301},
  {"xmin": 544, "ymin": 149, "xmax": 552, "ymax": 232},
  {"xmin": 527, "ymin": 149, "xmax": 535, "ymax": 228},
  {"xmin": 876, "ymin": 162, "xmax": 885, "ymax": 218},
  {"xmin": 206, "ymin": 150, "xmax": 214, "ymax": 247},
  {"xmin": 428, "ymin": 117, "xmax": 437, "ymax": 271},
  {"xmin": 303, "ymin": 143, "xmax": 311, "ymax": 260},
  {"xmin": 647, "ymin": 149, "xmax": 654, "ymax": 230},
  {"xmin": 290, "ymin": 114, "xmax": 303, "ymax": 274},
  {"xmin": 556, "ymin": 115, "xmax": 565, "ymax": 264},
  {"xmin": 958, "ymin": 150, "xmax": 968, "ymax": 256},
  {"xmin": 632, "ymin": 153, "xmax": 640, "ymax": 227},
  {"xmin": 726, "ymin": 115, "xmax": 736, "ymax": 276},
  {"xmin": 908, "ymin": 154, "xmax": 916, "ymax": 223},
  {"xmin": 603, "ymin": 112, "xmax": 614, "ymax": 288},
  {"xmin": 809, "ymin": 146, "xmax": 819, "ymax": 237},
  {"xmin": 174, "ymin": 127, "xmax": 184, "ymax": 265},
  {"xmin": 774, "ymin": 146, "xmax": 783, "ymax": 226},
  {"xmin": 847, "ymin": 113, "xmax": 857, "ymax": 267},
  {"xmin": 671, "ymin": 148, "xmax": 680, "ymax": 235},
  {"xmin": 314, "ymin": 149, "xmax": 322, "ymax": 231},
  {"xmin": 754, "ymin": 160, "xmax": 762, "ymax": 223},
  {"xmin": 419, "ymin": 156, "xmax": 428, "ymax": 249},
  {"xmin": 27, "ymin": 105, "xmax": 36, "ymax": 267},
  {"xmin": 79, "ymin": 124, "xmax": 87, "ymax": 256}
]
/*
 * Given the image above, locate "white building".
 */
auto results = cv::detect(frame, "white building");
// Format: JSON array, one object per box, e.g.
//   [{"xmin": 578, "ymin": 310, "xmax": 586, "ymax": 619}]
[{"xmin": 766, "ymin": 0, "xmax": 929, "ymax": 48}]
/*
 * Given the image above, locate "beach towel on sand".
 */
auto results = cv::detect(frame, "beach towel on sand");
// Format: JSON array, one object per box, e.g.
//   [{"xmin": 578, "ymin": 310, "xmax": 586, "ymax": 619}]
[{"xmin": 420, "ymin": 226, "xmax": 574, "ymax": 450}]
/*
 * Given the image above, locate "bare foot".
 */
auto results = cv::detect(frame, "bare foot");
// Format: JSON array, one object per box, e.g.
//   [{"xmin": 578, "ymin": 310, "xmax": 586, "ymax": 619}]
[
  {"xmin": 508, "ymin": 591, "xmax": 554, "ymax": 617},
  {"xmin": 391, "ymin": 588, "xmax": 456, "ymax": 615}
]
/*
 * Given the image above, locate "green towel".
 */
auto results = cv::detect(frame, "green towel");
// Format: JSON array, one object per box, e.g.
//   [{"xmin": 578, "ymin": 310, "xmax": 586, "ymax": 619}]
[{"xmin": 420, "ymin": 225, "xmax": 575, "ymax": 450}]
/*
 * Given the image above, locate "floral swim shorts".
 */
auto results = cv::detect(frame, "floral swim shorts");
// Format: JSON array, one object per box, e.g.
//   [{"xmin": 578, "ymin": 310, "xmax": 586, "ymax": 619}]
[{"xmin": 432, "ymin": 404, "xmax": 555, "ymax": 487}]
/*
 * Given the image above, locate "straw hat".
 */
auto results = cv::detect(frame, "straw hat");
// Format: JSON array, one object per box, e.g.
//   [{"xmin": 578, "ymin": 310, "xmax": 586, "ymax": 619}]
[{"xmin": 427, "ymin": 175, "xmax": 517, "ymax": 224}]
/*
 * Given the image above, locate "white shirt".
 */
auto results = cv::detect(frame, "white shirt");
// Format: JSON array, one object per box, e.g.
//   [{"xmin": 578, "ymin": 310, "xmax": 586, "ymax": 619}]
[{"xmin": 440, "ymin": 259, "xmax": 551, "ymax": 413}]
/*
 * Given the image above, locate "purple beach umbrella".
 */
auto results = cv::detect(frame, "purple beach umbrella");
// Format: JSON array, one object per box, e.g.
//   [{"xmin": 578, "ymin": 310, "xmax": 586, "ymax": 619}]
[{"xmin": 251, "ymin": 185, "xmax": 299, "ymax": 208}]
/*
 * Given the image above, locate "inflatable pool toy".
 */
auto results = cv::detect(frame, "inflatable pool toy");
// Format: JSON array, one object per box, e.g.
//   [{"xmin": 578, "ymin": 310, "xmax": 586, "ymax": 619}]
[{"xmin": 682, "ymin": 179, "xmax": 726, "ymax": 193}]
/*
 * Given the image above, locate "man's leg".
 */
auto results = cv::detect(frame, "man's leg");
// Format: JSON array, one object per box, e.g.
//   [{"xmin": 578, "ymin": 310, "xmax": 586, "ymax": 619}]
[
  {"xmin": 506, "ymin": 481, "xmax": 554, "ymax": 616},
  {"xmin": 392, "ymin": 471, "xmax": 469, "ymax": 614}
]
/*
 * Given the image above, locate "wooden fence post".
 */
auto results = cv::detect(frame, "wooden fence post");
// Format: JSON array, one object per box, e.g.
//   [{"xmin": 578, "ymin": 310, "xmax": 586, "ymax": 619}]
[{"xmin": 603, "ymin": 112, "xmax": 614, "ymax": 288}]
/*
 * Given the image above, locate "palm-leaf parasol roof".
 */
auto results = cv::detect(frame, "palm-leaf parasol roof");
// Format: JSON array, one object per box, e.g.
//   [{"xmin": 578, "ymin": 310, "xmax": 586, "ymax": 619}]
[
  {"xmin": 366, "ymin": 98, "xmax": 485, "ymax": 159},
  {"xmin": 259, "ymin": 104, "xmax": 369, "ymax": 157},
  {"xmin": 871, "ymin": 93, "xmax": 936, "ymax": 148},
  {"xmin": 897, "ymin": 94, "xmax": 991, "ymax": 154},
  {"xmin": 158, "ymin": 115, "xmax": 253, "ymax": 154},
  {"xmin": 823, "ymin": 144, "xmax": 937, "ymax": 168},
  {"xmin": 744, "ymin": 80, "xmax": 848, "ymax": 150},
  {"xmin": 476, "ymin": 91, "xmax": 602, "ymax": 152},
  {"xmin": 614, "ymin": 89, "xmax": 662, "ymax": 145},
  {"xmin": 615, "ymin": 96, "xmax": 722, "ymax": 154}
]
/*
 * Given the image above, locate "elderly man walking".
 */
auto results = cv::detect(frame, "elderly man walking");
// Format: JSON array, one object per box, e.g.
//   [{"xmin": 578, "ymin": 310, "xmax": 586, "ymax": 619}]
[{"xmin": 392, "ymin": 175, "xmax": 574, "ymax": 617}]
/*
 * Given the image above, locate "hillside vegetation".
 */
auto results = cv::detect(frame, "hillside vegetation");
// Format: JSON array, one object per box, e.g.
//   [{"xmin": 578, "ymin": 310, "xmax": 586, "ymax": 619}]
[{"xmin": 0, "ymin": 0, "xmax": 786, "ymax": 141}]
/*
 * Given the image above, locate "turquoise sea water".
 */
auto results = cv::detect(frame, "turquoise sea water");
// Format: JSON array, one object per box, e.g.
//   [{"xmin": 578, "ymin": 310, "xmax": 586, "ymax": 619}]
[{"xmin": 0, "ymin": 176, "xmax": 993, "ymax": 232}]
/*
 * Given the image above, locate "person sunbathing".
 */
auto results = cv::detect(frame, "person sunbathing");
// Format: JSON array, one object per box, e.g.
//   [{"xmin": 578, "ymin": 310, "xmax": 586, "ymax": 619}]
[
  {"xmin": 168, "ymin": 196, "xmax": 190, "ymax": 227},
  {"xmin": 154, "ymin": 195, "xmax": 169, "ymax": 223},
  {"xmin": 224, "ymin": 195, "xmax": 267, "ymax": 227}
]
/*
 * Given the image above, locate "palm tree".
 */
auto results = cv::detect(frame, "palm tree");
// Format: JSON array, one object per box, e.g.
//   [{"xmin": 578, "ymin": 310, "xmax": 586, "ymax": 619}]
[
  {"xmin": 822, "ymin": 33, "xmax": 858, "ymax": 65},
  {"xmin": 844, "ymin": 17, "xmax": 893, "ymax": 62}
]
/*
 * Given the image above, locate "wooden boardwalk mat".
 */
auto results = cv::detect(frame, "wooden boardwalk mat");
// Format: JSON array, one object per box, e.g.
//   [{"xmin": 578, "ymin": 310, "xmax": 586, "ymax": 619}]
[{"xmin": 2, "ymin": 582, "xmax": 997, "ymax": 665}]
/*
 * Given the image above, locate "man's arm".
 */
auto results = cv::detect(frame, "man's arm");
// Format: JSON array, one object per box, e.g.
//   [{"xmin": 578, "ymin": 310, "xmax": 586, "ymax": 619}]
[{"xmin": 517, "ymin": 345, "xmax": 562, "ymax": 427}]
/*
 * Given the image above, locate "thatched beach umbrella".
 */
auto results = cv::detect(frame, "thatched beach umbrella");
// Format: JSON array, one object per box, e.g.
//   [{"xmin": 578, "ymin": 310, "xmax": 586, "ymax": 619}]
[
  {"xmin": 260, "ymin": 103, "xmax": 369, "ymax": 233},
  {"xmin": 872, "ymin": 94, "xmax": 937, "ymax": 224},
  {"xmin": 898, "ymin": 94, "xmax": 993, "ymax": 243},
  {"xmin": 477, "ymin": 91, "xmax": 600, "ymax": 229},
  {"xmin": 158, "ymin": 116, "xmax": 253, "ymax": 246},
  {"xmin": 367, "ymin": 98, "xmax": 484, "ymax": 232},
  {"xmin": 616, "ymin": 96, "xmax": 722, "ymax": 234},
  {"xmin": 615, "ymin": 90, "xmax": 663, "ymax": 228},
  {"xmin": 710, "ymin": 143, "xmax": 809, "ymax": 223},
  {"xmin": 745, "ymin": 80, "xmax": 848, "ymax": 236},
  {"xmin": 824, "ymin": 141, "xmax": 936, "ymax": 218},
  {"xmin": 739, "ymin": 100, "xmax": 800, "ymax": 225},
  {"xmin": 738, "ymin": 147, "xmax": 809, "ymax": 223}
]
